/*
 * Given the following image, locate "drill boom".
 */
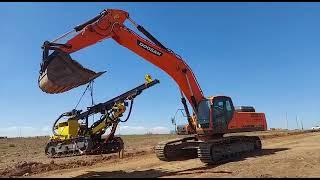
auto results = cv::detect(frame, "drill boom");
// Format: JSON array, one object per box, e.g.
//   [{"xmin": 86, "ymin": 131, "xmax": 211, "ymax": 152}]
[{"xmin": 74, "ymin": 79, "xmax": 160, "ymax": 120}]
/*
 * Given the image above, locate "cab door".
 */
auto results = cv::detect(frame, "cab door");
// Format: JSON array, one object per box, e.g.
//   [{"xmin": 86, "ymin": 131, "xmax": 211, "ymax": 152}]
[{"xmin": 211, "ymin": 96, "xmax": 234, "ymax": 133}]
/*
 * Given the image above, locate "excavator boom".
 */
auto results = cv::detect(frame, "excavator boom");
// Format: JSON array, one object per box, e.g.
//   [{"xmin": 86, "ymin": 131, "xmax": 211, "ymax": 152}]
[{"xmin": 39, "ymin": 9, "xmax": 205, "ymax": 113}]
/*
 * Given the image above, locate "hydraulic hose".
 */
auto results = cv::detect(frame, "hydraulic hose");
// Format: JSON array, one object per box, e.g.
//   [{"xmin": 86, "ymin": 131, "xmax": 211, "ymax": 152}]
[
  {"xmin": 120, "ymin": 99, "xmax": 134, "ymax": 123},
  {"xmin": 52, "ymin": 114, "xmax": 65, "ymax": 137}
]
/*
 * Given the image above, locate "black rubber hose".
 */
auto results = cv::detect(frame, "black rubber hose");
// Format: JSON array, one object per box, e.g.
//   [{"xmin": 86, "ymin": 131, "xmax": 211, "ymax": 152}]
[
  {"xmin": 120, "ymin": 99, "xmax": 134, "ymax": 123},
  {"xmin": 52, "ymin": 114, "xmax": 65, "ymax": 137}
]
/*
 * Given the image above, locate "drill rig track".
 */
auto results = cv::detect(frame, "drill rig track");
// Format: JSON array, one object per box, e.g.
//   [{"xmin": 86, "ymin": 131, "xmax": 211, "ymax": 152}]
[{"xmin": 45, "ymin": 136, "xmax": 124, "ymax": 158}]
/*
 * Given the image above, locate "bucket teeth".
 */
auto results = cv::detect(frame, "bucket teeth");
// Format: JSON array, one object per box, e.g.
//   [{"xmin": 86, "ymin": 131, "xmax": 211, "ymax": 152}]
[{"xmin": 38, "ymin": 51, "xmax": 105, "ymax": 94}]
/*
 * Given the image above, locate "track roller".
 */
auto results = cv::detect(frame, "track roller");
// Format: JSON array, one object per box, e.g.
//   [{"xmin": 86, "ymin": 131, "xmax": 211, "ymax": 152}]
[
  {"xmin": 45, "ymin": 136, "xmax": 124, "ymax": 158},
  {"xmin": 155, "ymin": 136, "xmax": 200, "ymax": 161},
  {"xmin": 198, "ymin": 136, "xmax": 262, "ymax": 165}
]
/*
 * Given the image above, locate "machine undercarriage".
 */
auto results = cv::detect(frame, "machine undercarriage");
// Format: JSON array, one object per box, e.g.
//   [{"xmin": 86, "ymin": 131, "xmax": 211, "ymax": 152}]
[
  {"xmin": 155, "ymin": 135, "xmax": 262, "ymax": 164},
  {"xmin": 45, "ymin": 136, "xmax": 124, "ymax": 158}
]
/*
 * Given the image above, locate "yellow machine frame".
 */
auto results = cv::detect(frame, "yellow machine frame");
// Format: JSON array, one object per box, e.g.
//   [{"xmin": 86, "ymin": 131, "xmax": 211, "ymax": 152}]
[
  {"xmin": 51, "ymin": 102, "xmax": 126, "ymax": 141},
  {"xmin": 51, "ymin": 119, "xmax": 79, "ymax": 140}
]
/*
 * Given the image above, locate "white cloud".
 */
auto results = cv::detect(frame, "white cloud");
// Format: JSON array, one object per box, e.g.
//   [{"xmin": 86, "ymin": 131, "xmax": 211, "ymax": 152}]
[
  {"xmin": 115, "ymin": 125, "xmax": 146, "ymax": 135},
  {"xmin": 0, "ymin": 126, "xmax": 50, "ymax": 137},
  {"xmin": 41, "ymin": 126, "xmax": 50, "ymax": 132},
  {"xmin": 0, "ymin": 125, "xmax": 170, "ymax": 137},
  {"xmin": 150, "ymin": 126, "xmax": 170, "ymax": 134},
  {"xmin": 115, "ymin": 125, "xmax": 170, "ymax": 135}
]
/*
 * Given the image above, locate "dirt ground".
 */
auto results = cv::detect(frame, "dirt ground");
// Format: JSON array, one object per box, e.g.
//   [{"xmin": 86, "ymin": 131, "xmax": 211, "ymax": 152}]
[
  {"xmin": 0, "ymin": 134, "xmax": 180, "ymax": 177},
  {"xmin": 1, "ymin": 130, "xmax": 320, "ymax": 178}
]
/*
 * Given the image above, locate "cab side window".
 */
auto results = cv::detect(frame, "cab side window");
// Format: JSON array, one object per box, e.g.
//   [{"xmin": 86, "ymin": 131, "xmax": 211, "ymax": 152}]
[
  {"xmin": 226, "ymin": 100, "xmax": 232, "ymax": 111},
  {"xmin": 225, "ymin": 99, "xmax": 234, "ymax": 120}
]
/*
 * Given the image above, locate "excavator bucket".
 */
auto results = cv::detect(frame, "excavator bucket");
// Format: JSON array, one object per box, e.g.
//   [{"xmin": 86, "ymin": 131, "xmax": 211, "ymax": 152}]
[{"xmin": 38, "ymin": 51, "xmax": 105, "ymax": 94}]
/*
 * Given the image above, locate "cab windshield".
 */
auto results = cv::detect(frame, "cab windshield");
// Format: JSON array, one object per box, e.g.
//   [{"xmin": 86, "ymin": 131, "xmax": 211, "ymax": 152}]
[{"xmin": 196, "ymin": 99, "xmax": 210, "ymax": 128}]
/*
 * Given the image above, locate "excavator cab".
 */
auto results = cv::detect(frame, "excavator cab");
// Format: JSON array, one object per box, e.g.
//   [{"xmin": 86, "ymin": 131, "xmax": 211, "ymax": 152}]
[
  {"xmin": 196, "ymin": 96, "xmax": 267, "ymax": 136},
  {"xmin": 38, "ymin": 50, "xmax": 105, "ymax": 94},
  {"xmin": 196, "ymin": 96, "xmax": 235, "ymax": 135}
]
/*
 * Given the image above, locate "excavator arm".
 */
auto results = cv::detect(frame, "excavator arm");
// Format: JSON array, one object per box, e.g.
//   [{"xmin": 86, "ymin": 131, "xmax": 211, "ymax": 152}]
[{"xmin": 39, "ymin": 9, "xmax": 206, "ymax": 131}]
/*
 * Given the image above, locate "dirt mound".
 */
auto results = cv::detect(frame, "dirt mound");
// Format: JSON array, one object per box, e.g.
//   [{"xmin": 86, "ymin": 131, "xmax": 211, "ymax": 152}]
[
  {"xmin": 259, "ymin": 130, "xmax": 316, "ymax": 140},
  {"xmin": 0, "ymin": 159, "xmax": 104, "ymax": 177},
  {"xmin": 0, "ymin": 150, "xmax": 150, "ymax": 177},
  {"xmin": 0, "ymin": 161, "xmax": 61, "ymax": 177}
]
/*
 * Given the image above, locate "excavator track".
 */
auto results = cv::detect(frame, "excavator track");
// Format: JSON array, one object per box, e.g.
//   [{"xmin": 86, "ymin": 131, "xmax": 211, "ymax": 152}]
[
  {"xmin": 155, "ymin": 136, "xmax": 200, "ymax": 161},
  {"xmin": 198, "ymin": 136, "xmax": 262, "ymax": 164},
  {"xmin": 45, "ymin": 136, "xmax": 123, "ymax": 158}
]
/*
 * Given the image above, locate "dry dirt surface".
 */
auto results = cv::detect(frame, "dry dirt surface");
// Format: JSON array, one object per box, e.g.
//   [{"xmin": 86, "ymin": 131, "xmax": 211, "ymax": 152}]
[
  {"xmin": 1, "ymin": 130, "xmax": 320, "ymax": 178},
  {"xmin": 0, "ymin": 134, "xmax": 180, "ymax": 177}
]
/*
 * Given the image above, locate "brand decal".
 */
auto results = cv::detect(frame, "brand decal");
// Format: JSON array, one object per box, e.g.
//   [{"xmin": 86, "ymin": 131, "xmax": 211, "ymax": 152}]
[{"xmin": 137, "ymin": 40, "xmax": 163, "ymax": 56}]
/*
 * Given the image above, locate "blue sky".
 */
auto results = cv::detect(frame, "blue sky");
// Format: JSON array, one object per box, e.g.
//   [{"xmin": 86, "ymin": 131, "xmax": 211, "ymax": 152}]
[{"xmin": 1, "ymin": 2, "xmax": 320, "ymax": 137}]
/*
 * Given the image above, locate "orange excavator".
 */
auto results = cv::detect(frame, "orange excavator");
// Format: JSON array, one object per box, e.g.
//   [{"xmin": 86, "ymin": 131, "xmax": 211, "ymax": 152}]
[{"xmin": 38, "ymin": 9, "xmax": 267, "ymax": 164}]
